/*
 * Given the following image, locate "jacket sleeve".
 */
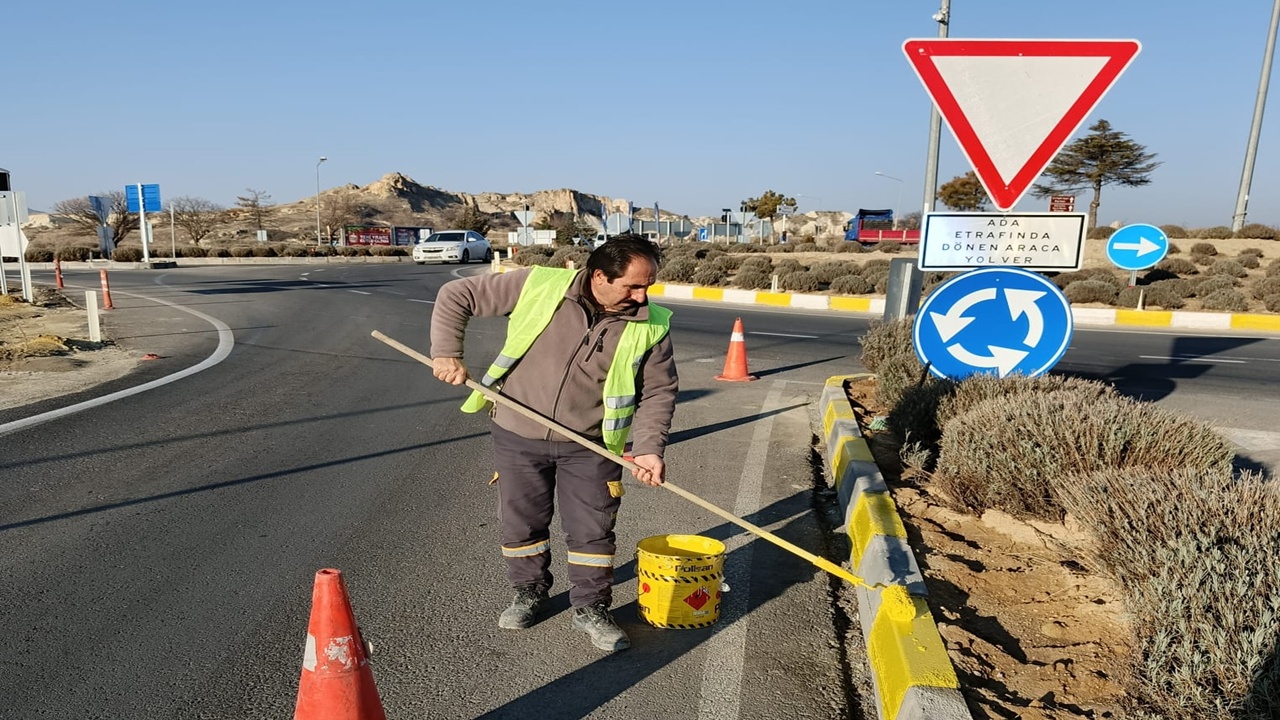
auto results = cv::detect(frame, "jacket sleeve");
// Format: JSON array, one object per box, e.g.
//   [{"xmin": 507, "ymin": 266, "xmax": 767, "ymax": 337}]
[
  {"xmin": 628, "ymin": 333, "xmax": 679, "ymax": 458},
  {"xmin": 429, "ymin": 268, "xmax": 531, "ymax": 359}
]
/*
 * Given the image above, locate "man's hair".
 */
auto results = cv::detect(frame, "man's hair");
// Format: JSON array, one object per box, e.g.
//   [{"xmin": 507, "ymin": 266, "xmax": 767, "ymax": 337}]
[{"xmin": 586, "ymin": 234, "xmax": 662, "ymax": 281}]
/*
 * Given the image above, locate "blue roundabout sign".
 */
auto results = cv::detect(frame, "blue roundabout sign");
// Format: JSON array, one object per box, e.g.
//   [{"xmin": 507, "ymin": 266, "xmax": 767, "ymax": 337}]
[{"xmin": 913, "ymin": 267, "xmax": 1074, "ymax": 380}]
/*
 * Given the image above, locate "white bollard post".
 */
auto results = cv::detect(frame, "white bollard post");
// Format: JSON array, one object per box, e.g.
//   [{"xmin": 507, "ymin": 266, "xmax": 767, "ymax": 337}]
[
  {"xmin": 85, "ymin": 291, "xmax": 101, "ymax": 342},
  {"xmin": 771, "ymin": 274, "xmax": 779, "ymax": 293}
]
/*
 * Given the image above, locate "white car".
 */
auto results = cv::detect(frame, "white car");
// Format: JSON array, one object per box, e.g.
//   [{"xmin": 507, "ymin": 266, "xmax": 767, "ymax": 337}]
[{"xmin": 413, "ymin": 230, "xmax": 493, "ymax": 264}]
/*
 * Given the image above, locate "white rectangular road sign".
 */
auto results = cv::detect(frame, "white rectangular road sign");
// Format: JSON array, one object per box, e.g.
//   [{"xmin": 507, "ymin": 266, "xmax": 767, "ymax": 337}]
[{"xmin": 920, "ymin": 212, "xmax": 1086, "ymax": 271}]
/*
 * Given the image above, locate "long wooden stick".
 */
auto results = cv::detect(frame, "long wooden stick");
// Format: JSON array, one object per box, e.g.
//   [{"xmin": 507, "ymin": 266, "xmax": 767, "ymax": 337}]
[{"xmin": 371, "ymin": 329, "xmax": 873, "ymax": 589}]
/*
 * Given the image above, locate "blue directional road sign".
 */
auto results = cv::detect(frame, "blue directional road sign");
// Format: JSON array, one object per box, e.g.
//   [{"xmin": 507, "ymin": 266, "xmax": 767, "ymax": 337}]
[
  {"xmin": 913, "ymin": 267, "xmax": 1074, "ymax": 380},
  {"xmin": 698, "ymin": 227, "xmax": 708, "ymax": 241},
  {"xmin": 125, "ymin": 184, "xmax": 162, "ymax": 213},
  {"xmin": 1105, "ymin": 223, "xmax": 1168, "ymax": 271}
]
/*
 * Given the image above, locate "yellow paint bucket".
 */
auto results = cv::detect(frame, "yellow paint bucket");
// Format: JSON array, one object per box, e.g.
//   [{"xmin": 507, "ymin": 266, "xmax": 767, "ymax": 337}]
[{"xmin": 636, "ymin": 534, "xmax": 726, "ymax": 629}]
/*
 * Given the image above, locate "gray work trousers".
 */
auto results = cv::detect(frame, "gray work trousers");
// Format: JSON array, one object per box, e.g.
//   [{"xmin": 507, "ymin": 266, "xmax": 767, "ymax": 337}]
[{"xmin": 491, "ymin": 422, "xmax": 623, "ymax": 608}]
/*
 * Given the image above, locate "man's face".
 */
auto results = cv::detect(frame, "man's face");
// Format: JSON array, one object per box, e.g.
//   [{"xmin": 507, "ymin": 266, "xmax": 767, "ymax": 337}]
[{"xmin": 590, "ymin": 257, "xmax": 657, "ymax": 312}]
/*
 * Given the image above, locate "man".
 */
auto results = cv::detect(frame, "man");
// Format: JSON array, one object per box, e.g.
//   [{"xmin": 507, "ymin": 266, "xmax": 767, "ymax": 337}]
[{"xmin": 430, "ymin": 234, "xmax": 678, "ymax": 652}]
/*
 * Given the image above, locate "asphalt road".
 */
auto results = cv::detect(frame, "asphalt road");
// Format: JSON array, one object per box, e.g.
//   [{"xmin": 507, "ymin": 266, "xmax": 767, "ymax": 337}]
[{"xmin": 3, "ymin": 263, "xmax": 1280, "ymax": 719}]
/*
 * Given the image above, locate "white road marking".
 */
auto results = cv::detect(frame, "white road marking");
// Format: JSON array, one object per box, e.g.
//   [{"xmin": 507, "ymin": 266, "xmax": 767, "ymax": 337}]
[
  {"xmin": 698, "ymin": 380, "xmax": 787, "ymax": 718},
  {"xmin": 1139, "ymin": 355, "xmax": 1246, "ymax": 364},
  {"xmin": 1218, "ymin": 427, "xmax": 1280, "ymax": 451},
  {"xmin": 348, "ymin": 290, "xmax": 372, "ymax": 295},
  {"xmin": 0, "ymin": 288, "xmax": 235, "ymax": 437},
  {"xmin": 750, "ymin": 331, "xmax": 819, "ymax": 339},
  {"xmin": 408, "ymin": 299, "xmax": 435, "ymax": 304}
]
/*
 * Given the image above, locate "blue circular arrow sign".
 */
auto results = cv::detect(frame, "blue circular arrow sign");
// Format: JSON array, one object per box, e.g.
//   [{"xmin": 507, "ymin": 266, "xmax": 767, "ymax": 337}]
[
  {"xmin": 913, "ymin": 267, "xmax": 1074, "ymax": 380},
  {"xmin": 1105, "ymin": 223, "xmax": 1168, "ymax": 271}
]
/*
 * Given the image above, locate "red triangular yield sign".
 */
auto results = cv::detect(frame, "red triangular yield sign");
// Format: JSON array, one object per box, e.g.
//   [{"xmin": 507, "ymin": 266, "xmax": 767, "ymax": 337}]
[{"xmin": 903, "ymin": 39, "xmax": 1141, "ymax": 211}]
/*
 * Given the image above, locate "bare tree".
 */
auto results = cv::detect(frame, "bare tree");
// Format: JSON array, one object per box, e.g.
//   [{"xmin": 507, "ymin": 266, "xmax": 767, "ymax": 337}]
[
  {"xmin": 321, "ymin": 189, "xmax": 369, "ymax": 242},
  {"xmin": 52, "ymin": 190, "xmax": 138, "ymax": 245},
  {"xmin": 170, "ymin": 196, "xmax": 226, "ymax": 245},
  {"xmin": 234, "ymin": 188, "xmax": 275, "ymax": 230}
]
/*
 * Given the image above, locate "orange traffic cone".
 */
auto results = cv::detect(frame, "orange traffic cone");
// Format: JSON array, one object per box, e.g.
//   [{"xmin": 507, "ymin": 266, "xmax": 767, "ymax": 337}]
[
  {"xmin": 294, "ymin": 569, "xmax": 387, "ymax": 720},
  {"xmin": 715, "ymin": 317, "xmax": 757, "ymax": 382}
]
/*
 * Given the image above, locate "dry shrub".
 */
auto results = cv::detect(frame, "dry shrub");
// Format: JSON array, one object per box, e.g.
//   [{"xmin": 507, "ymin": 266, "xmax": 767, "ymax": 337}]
[
  {"xmin": 1160, "ymin": 224, "xmax": 1188, "ymax": 239},
  {"xmin": 691, "ymin": 266, "xmax": 726, "ymax": 286},
  {"xmin": 860, "ymin": 258, "xmax": 893, "ymax": 276},
  {"xmin": 1194, "ymin": 275, "xmax": 1240, "ymax": 295},
  {"xmin": 1192, "ymin": 253, "xmax": 1216, "ymax": 267},
  {"xmin": 858, "ymin": 318, "xmax": 914, "ymax": 374},
  {"xmin": 810, "ymin": 261, "xmax": 857, "ymax": 284},
  {"xmin": 877, "ymin": 241, "xmax": 904, "ymax": 254},
  {"xmin": 936, "ymin": 374, "xmax": 1117, "ymax": 432},
  {"xmin": 1266, "ymin": 294, "xmax": 1280, "ymax": 312},
  {"xmin": 765, "ymin": 243, "xmax": 794, "ymax": 253},
  {"xmin": 1156, "ymin": 257, "xmax": 1198, "ymax": 275},
  {"xmin": 1088, "ymin": 226, "xmax": 1116, "ymax": 240},
  {"xmin": 1168, "ymin": 241, "xmax": 1183, "ymax": 254},
  {"xmin": 1234, "ymin": 223, "xmax": 1278, "ymax": 240},
  {"xmin": 657, "ymin": 257, "xmax": 697, "ymax": 282},
  {"xmin": 1250, "ymin": 276, "xmax": 1280, "ymax": 300},
  {"xmin": 1134, "ymin": 283, "xmax": 1187, "ymax": 309},
  {"xmin": 1055, "ymin": 468, "xmax": 1280, "ymax": 720},
  {"xmin": 513, "ymin": 245, "xmax": 555, "ymax": 266},
  {"xmin": 834, "ymin": 241, "xmax": 865, "ymax": 254},
  {"xmin": 1196, "ymin": 227, "xmax": 1235, "ymax": 240},
  {"xmin": 859, "ymin": 319, "xmax": 928, "ymax": 409},
  {"xmin": 932, "ymin": 392, "xmax": 1234, "ymax": 521},
  {"xmin": 829, "ymin": 274, "xmax": 872, "ymax": 295},
  {"xmin": 113, "ymin": 246, "xmax": 143, "ymax": 261},
  {"xmin": 1064, "ymin": 279, "xmax": 1120, "ymax": 304},
  {"xmin": 740, "ymin": 255, "xmax": 773, "ymax": 272},
  {"xmin": 1208, "ymin": 259, "xmax": 1248, "ymax": 278},
  {"xmin": 778, "ymin": 271, "xmax": 820, "ymax": 292},
  {"xmin": 733, "ymin": 268, "xmax": 772, "ymax": 290},
  {"xmin": 1201, "ymin": 289, "xmax": 1249, "ymax": 312},
  {"xmin": 1240, "ymin": 246, "xmax": 1266, "ymax": 258},
  {"xmin": 774, "ymin": 258, "xmax": 804, "ymax": 275},
  {"xmin": 1237, "ymin": 253, "xmax": 1262, "ymax": 270},
  {"xmin": 1268, "ymin": 259, "xmax": 1280, "ymax": 278},
  {"xmin": 1191, "ymin": 242, "xmax": 1220, "ymax": 256}
]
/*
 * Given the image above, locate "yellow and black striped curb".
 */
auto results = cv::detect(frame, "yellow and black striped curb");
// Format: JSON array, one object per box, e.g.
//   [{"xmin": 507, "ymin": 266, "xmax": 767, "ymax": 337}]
[
  {"xmin": 820, "ymin": 375, "xmax": 971, "ymax": 720},
  {"xmin": 648, "ymin": 282, "xmax": 1280, "ymax": 332}
]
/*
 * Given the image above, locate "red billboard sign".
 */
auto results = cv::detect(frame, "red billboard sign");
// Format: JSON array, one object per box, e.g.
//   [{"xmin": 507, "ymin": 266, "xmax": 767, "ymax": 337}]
[{"xmin": 345, "ymin": 226, "xmax": 392, "ymax": 246}]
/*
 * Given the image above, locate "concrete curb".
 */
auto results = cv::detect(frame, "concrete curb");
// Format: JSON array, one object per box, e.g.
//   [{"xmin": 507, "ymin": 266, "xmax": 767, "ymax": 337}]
[
  {"xmin": 651, "ymin": 282, "xmax": 1280, "ymax": 332},
  {"xmin": 819, "ymin": 375, "xmax": 970, "ymax": 720}
]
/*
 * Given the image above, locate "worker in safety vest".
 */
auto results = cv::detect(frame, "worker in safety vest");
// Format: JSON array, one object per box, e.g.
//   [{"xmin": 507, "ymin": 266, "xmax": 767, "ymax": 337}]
[{"xmin": 430, "ymin": 234, "xmax": 678, "ymax": 652}]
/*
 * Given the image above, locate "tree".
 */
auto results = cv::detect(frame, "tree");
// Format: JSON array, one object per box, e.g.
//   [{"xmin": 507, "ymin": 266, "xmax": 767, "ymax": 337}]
[
  {"xmin": 536, "ymin": 211, "xmax": 596, "ymax": 245},
  {"xmin": 320, "ymin": 189, "xmax": 369, "ymax": 242},
  {"xmin": 450, "ymin": 203, "xmax": 492, "ymax": 236},
  {"xmin": 1031, "ymin": 119, "xmax": 1160, "ymax": 230},
  {"xmin": 937, "ymin": 171, "xmax": 991, "ymax": 212},
  {"xmin": 742, "ymin": 190, "xmax": 797, "ymax": 242},
  {"xmin": 52, "ymin": 191, "xmax": 138, "ymax": 245},
  {"xmin": 234, "ymin": 188, "xmax": 275, "ymax": 230},
  {"xmin": 170, "ymin": 196, "xmax": 225, "ymax": 245}
]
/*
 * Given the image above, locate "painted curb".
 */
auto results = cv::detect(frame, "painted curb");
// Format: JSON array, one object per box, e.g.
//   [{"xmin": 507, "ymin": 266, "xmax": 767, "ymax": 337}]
[
  {"xmin": 650, "ymin": 282, "xmax": 1280, "ymax": 333},
  {"xmin": 819, "ymin": 375, "xmax": 970, "ymax": 720}
]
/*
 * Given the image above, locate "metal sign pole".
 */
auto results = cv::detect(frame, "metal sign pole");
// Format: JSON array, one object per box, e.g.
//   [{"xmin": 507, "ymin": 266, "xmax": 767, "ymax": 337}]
[
  {"xmin": 139, "ymin": 183, "xmax": 151, "ymax": 263},
  {"xmin": 10, "ymin": 193, "xmax": 33, "ymax": 301}
]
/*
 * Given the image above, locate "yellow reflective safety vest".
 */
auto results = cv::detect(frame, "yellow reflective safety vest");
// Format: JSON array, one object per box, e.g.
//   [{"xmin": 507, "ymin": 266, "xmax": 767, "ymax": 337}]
[{"xmin": 461, "ymin": 266, "xmax": 671, "ymax": 455}]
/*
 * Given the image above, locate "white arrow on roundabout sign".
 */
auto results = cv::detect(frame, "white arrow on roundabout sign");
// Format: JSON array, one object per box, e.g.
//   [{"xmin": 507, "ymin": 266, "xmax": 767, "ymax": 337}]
[{"xmin": 914, "ymin": 267, "xmax": 1073, "ymax": 380}]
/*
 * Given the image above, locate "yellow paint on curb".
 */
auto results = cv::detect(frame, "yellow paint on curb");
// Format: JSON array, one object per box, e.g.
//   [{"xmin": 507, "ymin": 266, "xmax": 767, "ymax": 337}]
[
  {"xmin": 756, "ymin": 291, "xmax": 790, "ymax": 306},
  {"xmin": 850, "ymin": 492, "xmax": 908, "ymax": 563},
  {"xmin": 1115, "ymin": 309, "xmax": 1173, "ymax": 326},
  {"xmin": 868, "ymin": 594, "xmax": 960, "ymax": 720},
  {"xmin": 830, "ymin": 296, "xmax": 873, "ymax": 312},
  {"xmin": 1231, "ymin": 313, "xmax": 1280, "ymax": 331},
  {"xmin": 649, "ymin": 283, "xmax": 666, "ymax": 296},
  {"xmin": 692, "ymin": 286, "xmax": 724, "ymax": 301},
  {"xmin": 822, "ymin": 400, "xmax": 855, "ymax": 438},
  {"xmin": 832, "ymin": 435, "xmax": 876, "ymax": 483},
  {"xmin": 881, "ymin": 585, "xmax": 916, "ymax": 622}
]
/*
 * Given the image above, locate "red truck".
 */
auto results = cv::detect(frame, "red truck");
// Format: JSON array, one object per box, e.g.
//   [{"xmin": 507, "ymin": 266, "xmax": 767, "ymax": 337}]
[{"xmin": 843, "ymin": 209, "xmax": 921, "ymax": 246}]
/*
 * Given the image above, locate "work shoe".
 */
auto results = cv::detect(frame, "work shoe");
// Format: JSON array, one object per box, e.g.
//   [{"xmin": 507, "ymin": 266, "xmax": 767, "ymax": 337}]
[
  {"xmin": 570, "ymin": 602, "xmax": 631, "ymax": 651},
  {"xmin": 498, "ymin": 587, "xmax": 548, "ymax": 630}
]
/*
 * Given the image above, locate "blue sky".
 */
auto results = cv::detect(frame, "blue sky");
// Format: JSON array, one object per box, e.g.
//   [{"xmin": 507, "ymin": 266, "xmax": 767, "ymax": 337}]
[{"xmin": 9, "ymin": 1, "xmax": 1278, "ymax": 228}]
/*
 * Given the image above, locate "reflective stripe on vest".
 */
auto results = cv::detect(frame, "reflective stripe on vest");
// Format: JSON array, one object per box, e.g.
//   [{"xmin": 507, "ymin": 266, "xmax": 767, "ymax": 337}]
[
  {"xmin": 460, "ymin": 267, "xmax": 578, "ymax": 414},
  {"xmin": 461, "ymin": 266, "xmax": 671, "ymax": 456}
]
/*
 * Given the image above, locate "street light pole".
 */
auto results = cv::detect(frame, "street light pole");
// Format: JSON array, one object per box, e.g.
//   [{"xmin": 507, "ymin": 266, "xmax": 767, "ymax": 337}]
[
  {"xmin": 1233, "ymin": 0, "xmax": 1280, "ymax": 231},
  {"xmin": 315, "ymin": 156, "xmax": 327, "ymax": 246},
  {"xmin": 875, "ymin": 172, "xmax": 905, "ymax": 229}
]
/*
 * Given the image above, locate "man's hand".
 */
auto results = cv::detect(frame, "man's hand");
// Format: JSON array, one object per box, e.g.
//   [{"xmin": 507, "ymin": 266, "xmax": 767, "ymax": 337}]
[
  {"xmin": 629, "ymin": 454, "xmax": 665, "ymax": 487},
  {"xmin": 432, "ymin": 357, "xmax": 470, "ymax": 386}
]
